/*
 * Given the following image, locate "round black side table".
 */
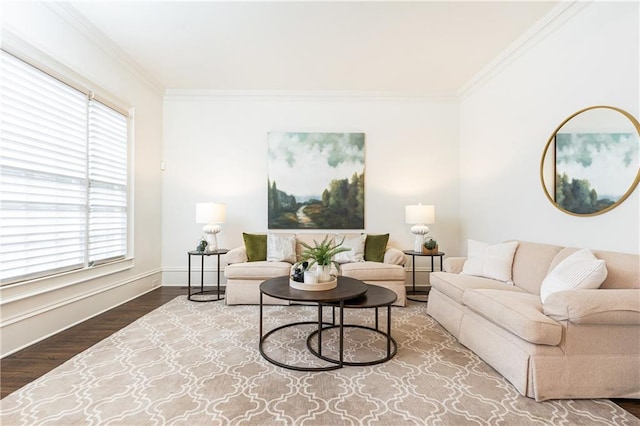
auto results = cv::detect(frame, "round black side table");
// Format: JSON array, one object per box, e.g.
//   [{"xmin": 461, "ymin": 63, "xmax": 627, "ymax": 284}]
[
  {"xmin": 308, "ymin": 284, "xmax": 398, "ymax": 366},
  {"xmin": 259, "ymin": 276, "xmax": 367, "ymax": 371},
  {"xmin": 187, "ymin": 249, "xmax": 228, "ymax": 302},
  {"xmin": 403, "ymin": 250, "xmax": 445, "ymax": 302}
]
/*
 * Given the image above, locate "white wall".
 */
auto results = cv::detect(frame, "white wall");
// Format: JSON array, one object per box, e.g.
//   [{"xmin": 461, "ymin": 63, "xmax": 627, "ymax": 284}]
[
  {"xmin": 162, "ymin": 94, "xmax": 460, "ymax": 284},
  {"xmin": 1, "ymin": 2, "xmax": 164, "ymax": 356},
  {"xmin": 458, "ymin": 1, "xmax": 639, "ymax": 254}
]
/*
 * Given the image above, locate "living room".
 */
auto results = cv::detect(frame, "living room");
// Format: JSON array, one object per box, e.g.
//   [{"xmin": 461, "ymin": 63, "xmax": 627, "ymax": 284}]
[{"xmin": 1, "ymin": 0, "xmax": 638, "ymax": 423}]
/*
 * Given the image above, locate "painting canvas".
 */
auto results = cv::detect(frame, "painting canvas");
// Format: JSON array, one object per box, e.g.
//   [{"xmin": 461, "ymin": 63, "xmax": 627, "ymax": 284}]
[
  {"xmin": 554, "ymin": 132, "xmax": 639, "ymax": 214},
  {"xmin": 268, "ymin": 132, "xmax": 365, "ymax": 229}
]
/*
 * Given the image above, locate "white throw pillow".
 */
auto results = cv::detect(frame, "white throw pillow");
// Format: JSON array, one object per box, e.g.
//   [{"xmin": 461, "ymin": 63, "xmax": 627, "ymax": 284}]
[
  {"xmin": 266, "ymin": 233, "xmax": 297, "ymax": 263},
  {"xmin": 540, "ymin": 248, "xmax": 607, "ymax": 303},
  {"xmin": 333, "ymin": 233, "xmax": 366, "ymax": 264},
  {"xmin": 462, "ymin": 239, "xmax": 519, "ymax": 283}
]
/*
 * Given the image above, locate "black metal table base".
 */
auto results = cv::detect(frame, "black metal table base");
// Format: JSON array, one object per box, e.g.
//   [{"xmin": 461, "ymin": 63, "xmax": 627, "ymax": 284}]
[
  {"xmin": 307, "ymin": 325, "xmax": 397, "ymax": 366},
  {"xmin": 260, "ymin": 298, "xmax": 346, "ymax": 372},
  {"xmin": 306, "ymin": 304, "xmax": 396, "ymax": 366},
  {"xmin": 188, "ymin": 288, "xmax": 226, "ymax": 302},
  {"xmin": 187, "ymin": 250, "xmax": 227, "ymax": 302},
  {"xmin": 407, "ymin": 289, "xmax": 429, "ymax": 303},
  {"xmin": 259, "ymin": 320, "xmax": 342, "ymax": 371},
  {"xmin": 403, "ymin": 250, "xmax": 444, "ymax": 304}
]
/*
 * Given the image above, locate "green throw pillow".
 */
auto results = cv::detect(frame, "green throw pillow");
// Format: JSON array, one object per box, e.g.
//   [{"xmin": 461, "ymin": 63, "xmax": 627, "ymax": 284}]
[
  {"xmin": 243, "ymin": 233, "xmax": 267, "ymax": 262},
  {"xmin": 365, "ymin": 234, "xmax": 389, "ymax": 262}
]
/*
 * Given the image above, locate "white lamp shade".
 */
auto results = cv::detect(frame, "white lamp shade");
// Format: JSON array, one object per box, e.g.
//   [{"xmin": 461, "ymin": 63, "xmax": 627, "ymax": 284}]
[
  {"xmin": 196, "ymin": 202, "xmax": 226, "ymax": 224},
  {"xmin": 405, "ymin": 204, "xmax": 435, "ymax": 224}
]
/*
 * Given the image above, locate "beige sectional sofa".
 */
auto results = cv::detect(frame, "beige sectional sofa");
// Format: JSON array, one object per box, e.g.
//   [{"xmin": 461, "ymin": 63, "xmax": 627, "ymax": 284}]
[
  {"xmin": 224, "ymin": 233, "xmax": 407, "ymax": 306},
  {"xmin": 427, "ymin": 240, "xmax": 639, "ymax": 401}
]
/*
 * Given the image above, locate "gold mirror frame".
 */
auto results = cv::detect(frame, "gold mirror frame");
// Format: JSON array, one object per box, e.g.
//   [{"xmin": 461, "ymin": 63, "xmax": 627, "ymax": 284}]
[{"xmin": 540, "ymin": 105, "xmax": 640, "ymax": 217}]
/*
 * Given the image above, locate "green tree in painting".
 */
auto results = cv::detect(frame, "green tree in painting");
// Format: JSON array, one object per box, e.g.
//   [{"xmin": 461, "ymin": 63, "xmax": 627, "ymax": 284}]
[
  {"xmin": 308, "ymin": 172, "xmax": 364, "ymax": 228},
  {"xmin": 267, "ymin": 178, "xmax": 298, "ymax": 227},
  {"xmin": 555, "ymin": 173, "xmax": 614, "ymax": 214}
]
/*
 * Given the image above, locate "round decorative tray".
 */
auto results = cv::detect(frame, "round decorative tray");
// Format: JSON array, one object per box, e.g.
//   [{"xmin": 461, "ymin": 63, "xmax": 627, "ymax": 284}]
[{"xmin": 289, "ymin": 277, "xmax": 337, "ymax": 291}]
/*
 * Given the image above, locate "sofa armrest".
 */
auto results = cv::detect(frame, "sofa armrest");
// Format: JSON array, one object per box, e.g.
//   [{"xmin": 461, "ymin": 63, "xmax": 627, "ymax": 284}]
[
  {"xmin": 443, "ymin": 257, "xmax": 466, "ymax": 274},
  {"xmin": 543, "ymin": 289, "xmax": 640, "ymax": 325},
  {"xmin": 384, "ymin": 247, "xmax": 405, "ymax": 266},
  {"xmin": 224, "ymin": 246, "xmax": 247, "ymax": 264}
]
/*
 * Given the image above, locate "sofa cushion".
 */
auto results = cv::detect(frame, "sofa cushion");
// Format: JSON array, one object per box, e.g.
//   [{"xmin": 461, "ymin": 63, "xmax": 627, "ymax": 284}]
[
  {"xmin": 511, "ymin": 241, "xmax": 563, "ymax": 295},
  {"xmin": 462, "ymin": 240, "xmax": 518, "ymax": 283},
  {"xmin": 267, "ymin": 233, "xmax": 297, "ymax": 263},
  {"xmin": 340, "ymin": 261, "xmax": 405, "ymax": 281},
  {"xmin": 463, "ymin": 289, "xmax": 562, "ymax": 346},
  {"xmin": 540, "ymin": 248, "xmax": 607, "ymax": 302},
  {"xmin": 334, "ymin": 233, "xmax": 366, "ymax": 264},
  {"xmin": 365, "ymin": 234, "xmax": 389, "ymax": 262},
  {"xmin": 225, "ymin": 261, "xmax": 292, "ymax": 280},
  {"xmin": 243, "ymin": 233, "xmax": 267, "ymax": 262},
  {"xmin": 430, "ymin": 271, "xmax": 526, "ymax": 305}
]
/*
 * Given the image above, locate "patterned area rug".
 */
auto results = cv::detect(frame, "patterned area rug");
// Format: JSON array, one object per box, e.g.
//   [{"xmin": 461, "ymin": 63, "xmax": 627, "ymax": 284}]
[{"xmin": 1, "ymin": 296, "xmax": 637, "ymax": 425}]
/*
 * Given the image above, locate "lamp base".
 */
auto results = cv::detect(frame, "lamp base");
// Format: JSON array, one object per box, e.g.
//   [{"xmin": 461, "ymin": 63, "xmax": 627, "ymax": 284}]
[
  {"xmin": 410, "ymin": 224, "xmax": 430, "ymax": 253},
  {"xmin": 203, "ymin": 224, "xmax": 221, "ymax": 252}
]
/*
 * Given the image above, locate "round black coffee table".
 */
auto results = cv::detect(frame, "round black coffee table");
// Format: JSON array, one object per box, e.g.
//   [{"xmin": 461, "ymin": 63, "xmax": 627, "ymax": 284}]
[
  {"xmin": 259, "ymin": 276, "xmax": 367, "ymax": 371},
  {"xmin": 307, "ymin": 284, "xmax": 397, "ymax": 366}
]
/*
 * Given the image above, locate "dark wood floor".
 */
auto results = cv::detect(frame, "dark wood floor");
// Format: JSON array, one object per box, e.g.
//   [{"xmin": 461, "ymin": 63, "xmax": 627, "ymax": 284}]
[{"xmin": 1, "ymin": 286, "xmax": 638, "ymax": 419}]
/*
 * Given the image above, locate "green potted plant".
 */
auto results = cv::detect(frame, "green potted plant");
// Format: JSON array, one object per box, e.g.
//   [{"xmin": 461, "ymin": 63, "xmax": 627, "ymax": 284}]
[
  {"xmin": 298, "ymin": 236, "xmax": 350, "ymax": 282},
  {"xmin": 423, "ymin": 238, "xmax": 438, "ymax": 255}
]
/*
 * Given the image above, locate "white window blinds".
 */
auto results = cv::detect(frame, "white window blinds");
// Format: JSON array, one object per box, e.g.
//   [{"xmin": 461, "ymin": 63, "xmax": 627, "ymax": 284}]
[
  {"xmin": 88, "ymin": 100, "xmax": 128, "ymax": 264},
  {"xmin": 0, "ymin": 50, "xmax": 128, "ymax": 284}
]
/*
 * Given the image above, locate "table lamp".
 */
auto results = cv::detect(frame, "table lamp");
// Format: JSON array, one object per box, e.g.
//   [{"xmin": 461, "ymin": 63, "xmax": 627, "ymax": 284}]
[
  {"xmin": 405, "ymin": 204, "xmax": 435, "ymax": 252},
  {"xmin": 196, "ymin": 202, "xmax": 226, "ymax": 252}
]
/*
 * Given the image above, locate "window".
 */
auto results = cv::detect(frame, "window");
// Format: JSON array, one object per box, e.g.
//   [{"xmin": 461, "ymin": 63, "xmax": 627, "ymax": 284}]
[{"xmin": 0, "ymin": 50, "xmax": 129, "ymax": 285}]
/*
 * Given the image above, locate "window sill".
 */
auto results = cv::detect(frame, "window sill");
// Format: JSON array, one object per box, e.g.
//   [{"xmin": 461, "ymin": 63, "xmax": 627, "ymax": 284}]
[{"xmin": 0, "ymin": 258, "xmax": 135, "ymax": 305}]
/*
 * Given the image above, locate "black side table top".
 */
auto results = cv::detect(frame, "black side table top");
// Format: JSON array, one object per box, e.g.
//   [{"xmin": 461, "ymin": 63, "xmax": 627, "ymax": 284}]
[
  {"xmin": 260, "ymin": 276, "xmax": 367, "ymax": 304},
  {"xmin": 188, "ymin": 249, "xmax": 229, "ymax": 256},
  {"xmin": 402, "ymin": 250, "xmax": 445, "ymax": 256},
  {"xmin": 322, "ymin": 284, "xmax": 397, "ymax": 308}
]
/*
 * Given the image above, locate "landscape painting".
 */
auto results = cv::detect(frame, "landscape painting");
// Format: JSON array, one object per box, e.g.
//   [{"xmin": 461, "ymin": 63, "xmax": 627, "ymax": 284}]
[
  {"xmin": 554, "ymin": 132, "xmax": 639, "ymax": 214},
  {"xmin": 268, "ymin": 132, "xmax": 365, "ymax": 229}
]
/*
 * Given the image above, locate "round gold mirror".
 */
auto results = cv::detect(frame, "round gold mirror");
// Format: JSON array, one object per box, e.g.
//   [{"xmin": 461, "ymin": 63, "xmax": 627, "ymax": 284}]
[{"xmin": 541, "ymin": 106, "xmax": 640, "ymax": 216}]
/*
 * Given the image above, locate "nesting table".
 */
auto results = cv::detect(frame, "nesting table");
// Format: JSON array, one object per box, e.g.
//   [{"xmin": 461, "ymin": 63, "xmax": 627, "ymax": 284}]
[{"xmin": 259, "ymin": 276, "xmax": 397, "ymax": 371}]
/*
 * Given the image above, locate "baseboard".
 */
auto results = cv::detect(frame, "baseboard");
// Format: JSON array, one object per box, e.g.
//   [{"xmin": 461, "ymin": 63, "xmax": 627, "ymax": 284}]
[{"xmin": 1, "ymin": 271, "xmax": 161, "ymax": 358}]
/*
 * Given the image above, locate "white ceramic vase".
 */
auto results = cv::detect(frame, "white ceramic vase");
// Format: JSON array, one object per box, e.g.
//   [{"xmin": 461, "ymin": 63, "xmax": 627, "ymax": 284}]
[{"xmin": 317, "ymin": 265, "xmax": 331, "ymax": 282}]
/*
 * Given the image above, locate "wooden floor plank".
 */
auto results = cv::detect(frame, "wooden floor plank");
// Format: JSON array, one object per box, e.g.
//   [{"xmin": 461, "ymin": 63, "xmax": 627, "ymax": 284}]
[{"xmin": 1, "ymin": 286, "xmax": 638, "ymax": 419}]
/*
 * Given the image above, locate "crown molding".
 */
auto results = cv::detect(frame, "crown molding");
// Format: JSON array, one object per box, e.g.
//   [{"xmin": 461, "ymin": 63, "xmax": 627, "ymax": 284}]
[
  {"xmin": 43, "ymin": 2, "xmax": 166, "ymax": 96},
  {"xmin": 458, "ymin": 0, "xmax": 588, "ymax": 99},
  {"xmin": 164, "ymin": 89, "xmax": 459, "ymax": 103}
]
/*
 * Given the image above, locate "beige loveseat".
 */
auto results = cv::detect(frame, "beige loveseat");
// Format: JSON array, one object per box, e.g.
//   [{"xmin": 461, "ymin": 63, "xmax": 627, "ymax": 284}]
[
  {"xmin": 224, "ymin": 233, "xmax": 407, "ymax": 306},
  {"xmin": 427, "ymin": 240, "xmax": 639, "ymax": 401}
]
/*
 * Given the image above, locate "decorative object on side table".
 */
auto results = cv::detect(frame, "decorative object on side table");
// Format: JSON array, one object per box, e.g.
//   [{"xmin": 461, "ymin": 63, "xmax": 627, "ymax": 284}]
[
  {"xmin": 195, "ymin": 202, "xmax": 226, "ymax": 252},
  {"xmin": 405, "ymin": 204, "xmax": 435, "ymax": 252},
  {"xmin": 196, "ymin": 238, "xmax": 208, "ymax": 252},
  {"xmin": 289, "ymin": 236, "xmax": 350, "ymax": 291},
  {"xmin": 422, "ymin": 238, "xmax": 438, "ymax": 255}
]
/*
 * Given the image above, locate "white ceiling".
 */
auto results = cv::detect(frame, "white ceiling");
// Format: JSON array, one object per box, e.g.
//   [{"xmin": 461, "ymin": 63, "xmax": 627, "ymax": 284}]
[{"xmin": 69, "ymin": 1, "xmax": 559, "ymax": 93}]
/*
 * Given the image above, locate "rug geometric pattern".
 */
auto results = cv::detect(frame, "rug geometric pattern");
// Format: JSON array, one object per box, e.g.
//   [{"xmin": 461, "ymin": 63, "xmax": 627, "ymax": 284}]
[{"xmin": 1, "ymin": 296, "xmax": 637, "ymax": 425}]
